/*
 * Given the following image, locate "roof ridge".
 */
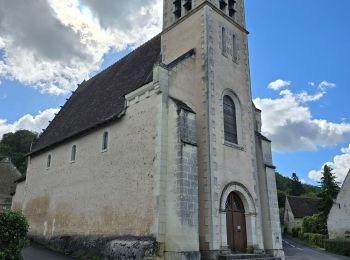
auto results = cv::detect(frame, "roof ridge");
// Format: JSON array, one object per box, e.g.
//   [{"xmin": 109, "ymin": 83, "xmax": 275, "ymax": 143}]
[{"xmin": 82, "ymin": 33, "xmax": 162, "ymax": 86}]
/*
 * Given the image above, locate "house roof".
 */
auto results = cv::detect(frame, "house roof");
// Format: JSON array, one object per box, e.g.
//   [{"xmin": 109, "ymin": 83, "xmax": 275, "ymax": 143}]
[
  {"xmin": 0, "ymin": 159, "xmax": 22, "ymax": 196},
  {"xmin": 30, "ymin": 34, "xmax": 162, "ymax": 156},
  {"xmin": 287, "ymin": 196, "xmax": 321, "ymax": 218}
]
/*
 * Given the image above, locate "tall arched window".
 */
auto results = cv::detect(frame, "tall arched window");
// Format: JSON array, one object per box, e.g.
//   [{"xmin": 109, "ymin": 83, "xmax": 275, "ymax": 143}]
[
  {"xmin": 71, "ymin": 145, "xmax": 77, "ymax": 161},
  {"xmin": 223, "ymin": 95, "xmax": 238, "ymax": 144},
  {"xmin": 102, "ymin": 131, "xmax": 108, "ymax": 151}
]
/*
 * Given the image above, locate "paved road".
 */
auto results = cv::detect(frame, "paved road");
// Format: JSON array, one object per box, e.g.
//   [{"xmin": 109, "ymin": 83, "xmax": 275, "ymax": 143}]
[
  {"xmin": 283, "ymin": 238, "xmax": 350, "ymax": 260},
  {"xmin": 22, "ymin": 244, "xmax": 74, "ymax": 260}
]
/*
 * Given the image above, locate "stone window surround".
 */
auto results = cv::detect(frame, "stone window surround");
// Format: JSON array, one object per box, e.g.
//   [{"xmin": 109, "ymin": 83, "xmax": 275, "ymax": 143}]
[
  {"xmin": 221, "ymin": 89, "xmax": 244, "ymax": 151},
  {"xmin": 220, "ymin": 24, "xmax": 239, "ymax": 64}
]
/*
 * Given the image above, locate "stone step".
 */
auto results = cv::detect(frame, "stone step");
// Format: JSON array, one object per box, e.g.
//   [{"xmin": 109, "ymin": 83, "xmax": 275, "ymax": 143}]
[{"xmin": 219, "ymin": 254, "xmax": 281, "ymax": 260}]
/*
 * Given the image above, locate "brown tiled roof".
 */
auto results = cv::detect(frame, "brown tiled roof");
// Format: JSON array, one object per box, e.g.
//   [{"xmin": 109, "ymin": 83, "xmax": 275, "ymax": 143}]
[
  {"xmin": 30, "ymin": 34, "xmax": 161, "ymax": 155},
  {"xmin": 287, "ymin": 196, "xmax": 321, "ymax": 218}
]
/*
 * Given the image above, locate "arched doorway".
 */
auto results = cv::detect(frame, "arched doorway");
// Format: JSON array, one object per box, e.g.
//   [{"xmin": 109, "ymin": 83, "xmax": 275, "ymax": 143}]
[{"xmin": 225, "ymin": 192, "xmax": 247, "ymax": 252}]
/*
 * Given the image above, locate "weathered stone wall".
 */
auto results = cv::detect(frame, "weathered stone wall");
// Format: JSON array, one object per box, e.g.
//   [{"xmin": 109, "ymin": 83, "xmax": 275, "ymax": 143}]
[
  {"xmin": 15, "ymin": 92, "xmax": 161, "ymax": 240},
  {"xmin": 163, "ymin": 0, "xmax": 245, "ymax": 30},
  {"xmin": 328, "ymin": 171, "xmax": 350, "ymax": 239},
  {"xmin": 255, "ymin": 137, "xmax": 284, "ymax": 257},
  {"xmin": 164, "ymin": 100, "xmax": 200, "ymax": 258},
  {"xmin": 12, "ymin": 181, "xmax": 25, "ymax": 211},
  {"xmin": 162, "ymin": 1, "xmax": 268, "ymax": 253}
]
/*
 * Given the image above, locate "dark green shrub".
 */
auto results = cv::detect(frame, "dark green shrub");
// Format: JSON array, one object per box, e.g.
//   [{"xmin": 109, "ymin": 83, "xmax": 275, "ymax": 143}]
[
  {"xmin": 302, "ymin": 214, "xmax": 327, "ymax": 235},
  {"xmin": 0, "ymin": 210, "xmax": 29, "ymax": 260},
  {"xmin": 292, "ymin": 227, "xmax": 301, "ymax": 238},
  {"xmin": 324, "ymin": 239, "xmax": 350, "ymax": 256},
  {"xmin": 302, "ymin": 233, "xmax": 326, "ymax": 247}
]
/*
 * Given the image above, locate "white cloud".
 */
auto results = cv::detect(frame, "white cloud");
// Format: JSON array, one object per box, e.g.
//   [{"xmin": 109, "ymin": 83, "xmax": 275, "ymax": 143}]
[
  {"xmin": 308, "ymin": 82, "xmax": 315, "ymax": 87},
  {"xmin": 0, "ymin": 108, "xmax": 59, "ymax": 139},
  {"xmin": 296, "ymin": 91, "xmax": 325, "ymax": 102},
  {"xmin": 0, "ymin": 0, "xmax": 162, "ymax": 95},
  {"xmin": 254, "ymin": 84, "xmax": 350, "ymax": 152},
  {"xmin": 319, "ymin": 81, "xmax": 336, "ymax": 91},
  {"xmin": 308, "ymin": 145, "xmax": 350, "ymax": 184},
  {"xmin": 268, "ymin": 79, "xmax": 291, "ymax": 90}
]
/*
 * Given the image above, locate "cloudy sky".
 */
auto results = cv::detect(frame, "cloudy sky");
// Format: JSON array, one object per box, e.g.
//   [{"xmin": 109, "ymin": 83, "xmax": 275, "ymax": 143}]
[{"xmin": 0, "ymin": 0, "xmax": 349, "ymax": 185}]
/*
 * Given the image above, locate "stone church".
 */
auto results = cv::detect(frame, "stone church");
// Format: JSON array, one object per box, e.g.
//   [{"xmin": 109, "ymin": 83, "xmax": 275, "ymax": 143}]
[{"xmin": 13, "ymin": 0, "xmax": 284, "ymax": 259}]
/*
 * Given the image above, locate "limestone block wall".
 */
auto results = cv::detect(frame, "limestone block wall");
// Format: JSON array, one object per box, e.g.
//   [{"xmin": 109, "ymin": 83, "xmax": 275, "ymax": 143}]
[
  {"xmin": 14, "ymin": 92, "xmax": 162, "ymax": 239},
  {"xmin": 328, "ymin": 172, "xmax": 350, "ymax": 239},
  {"xmin": 164, "ymin": 100, "xmax": 199, "ymax": 257},
  {"xmin": 163, "ymin": 0, "xmax": 245, "ymax": 30},
  {"xmin": 208, "ymin": 8, "xmax": 265, "ymax": 250}
]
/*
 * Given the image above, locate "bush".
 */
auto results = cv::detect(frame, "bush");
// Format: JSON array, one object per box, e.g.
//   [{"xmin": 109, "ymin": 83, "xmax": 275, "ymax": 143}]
[
  {"xmin": 302, "ymin": 214, "xmax": 327, "ymax": 235},
  {"xmin": 302, "ymin": 233, "xmax": 326, "ymax": 248},
  {"xmin": 0, "ymin": 210, "xmax": 29, "ymax": 260},
  {"xmin": 292, "ymin": 227, "xmax": 301, "ymax": 238},
  {"xmin": 324, "ymin": 239, "xmax": 350, "ymax": 256}
]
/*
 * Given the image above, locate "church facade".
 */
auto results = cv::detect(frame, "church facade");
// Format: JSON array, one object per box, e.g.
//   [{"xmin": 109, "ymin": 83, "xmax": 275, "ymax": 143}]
[{"xmin": 13, "ymin": 0, "xmax": 284, "ymax": 259}]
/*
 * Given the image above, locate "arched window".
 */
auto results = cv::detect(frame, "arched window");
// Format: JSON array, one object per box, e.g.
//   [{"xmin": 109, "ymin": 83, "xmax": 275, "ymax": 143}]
[
  {"xmin": 102, "ymin": 131, "xmax": 108, "ymax": 151},
  {"xmin": 223, "ymin": 95, "xmax": 238, "ymax": 144},
  {"xmin": 47, "ymin": 154, "xmax": 51, "ymax": 168},
  {"xmin": 71, "ymin": 145, "xmax": 77, "ymax": 161}
]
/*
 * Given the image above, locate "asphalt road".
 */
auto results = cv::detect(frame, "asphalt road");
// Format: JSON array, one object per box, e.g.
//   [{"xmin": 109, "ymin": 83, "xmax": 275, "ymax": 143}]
[
  {"xmin": 283, "ymin": 238, "xmax": 350, "ymax": 260},
  {"xmin": 22, "ymin": 244, "xmax": 74, "ymax": 260}
]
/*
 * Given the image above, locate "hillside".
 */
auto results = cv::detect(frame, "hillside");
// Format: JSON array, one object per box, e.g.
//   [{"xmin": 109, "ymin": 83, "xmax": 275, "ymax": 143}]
[{"xmin": 276, "ymin": 172, "xmax": 320, "ymax": 208}]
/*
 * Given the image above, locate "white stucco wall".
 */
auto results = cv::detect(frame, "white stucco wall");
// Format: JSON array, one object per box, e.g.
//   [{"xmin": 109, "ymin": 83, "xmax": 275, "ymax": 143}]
[
  {"xmin": 328, "ymin": 171, "xmax": 350, "ymax": 239},
  {"xmin": 284, "ymin": 199, "xmax": 302, "ymax": 234},
  {"xmin": 15, "ymin": 92, "xmax": 162, "ymax": 239}
]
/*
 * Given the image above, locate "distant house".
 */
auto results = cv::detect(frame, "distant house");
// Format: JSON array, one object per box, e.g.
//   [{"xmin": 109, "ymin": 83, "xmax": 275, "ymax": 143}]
[
  {"xmin": 328, "ymin": 170, "xmax": 350, "ymax": 239},
  {"xmin": 284, "ymin": 196, "xmax": 321, "ymax": 233},
  {"xmin": 0, "ymin": 158, "xmax": 22, "ymax": 212}
]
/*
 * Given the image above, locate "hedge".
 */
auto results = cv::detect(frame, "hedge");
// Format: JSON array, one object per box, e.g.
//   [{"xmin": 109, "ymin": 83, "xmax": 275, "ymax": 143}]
[
  {"xmin": 302, "ymin": 233, "xmax": 326, "ymax": 248},
  {"xmin": 324, "ymin": 239, "xmax": 350, "ymax": 256}
]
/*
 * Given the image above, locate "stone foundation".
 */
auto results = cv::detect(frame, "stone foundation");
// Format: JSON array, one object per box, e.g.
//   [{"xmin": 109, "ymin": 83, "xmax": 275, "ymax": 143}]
[{"xmin": 30, "ymin": 234, "xmax": 159, "ymax": 259}]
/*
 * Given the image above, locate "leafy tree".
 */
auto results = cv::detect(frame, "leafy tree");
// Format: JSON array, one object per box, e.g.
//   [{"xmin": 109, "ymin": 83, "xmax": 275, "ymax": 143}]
[
  {"xmin": 0, "ymin": 130, "xmax": 37, "ymax": 175},
  {"xmin": 277, "ymin": 190, "xmax": 287, "ymax": 208},
  {"xmin": 302, "ymin": 214, "xmax": 327, "ymax": 235},
  {"xmin": 318, "ymin": 165, "xmax": 340, "ymax": 217},
  {"xmin": 290, "ymin": 172, "xmax": 304, "ymax": 196}
]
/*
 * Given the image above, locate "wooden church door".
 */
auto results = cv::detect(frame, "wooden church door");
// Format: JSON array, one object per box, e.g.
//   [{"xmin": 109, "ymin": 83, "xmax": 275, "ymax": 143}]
[{"xmin": 226, "ymin": 192, "xmax": 247, "ymax": 253}]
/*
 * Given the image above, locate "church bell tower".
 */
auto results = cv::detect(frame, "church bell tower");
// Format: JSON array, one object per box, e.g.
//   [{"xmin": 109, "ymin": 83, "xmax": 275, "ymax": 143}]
[{"xmin": 160, "ymin": 0, "xmax": 284, "ymax": 258}]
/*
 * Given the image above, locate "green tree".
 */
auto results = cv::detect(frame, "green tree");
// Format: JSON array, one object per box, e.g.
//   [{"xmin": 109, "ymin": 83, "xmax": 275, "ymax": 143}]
[
  {"xmin": 0, "ymin": 130, "xmax": 37, "ymax": 175},
  {"xmin": 318, "ymin": 165, "xmax": 340, "ymax": 217},
  {"xmin": 290, "ymin": 172, "xmax": 304, "ymax": 196}
]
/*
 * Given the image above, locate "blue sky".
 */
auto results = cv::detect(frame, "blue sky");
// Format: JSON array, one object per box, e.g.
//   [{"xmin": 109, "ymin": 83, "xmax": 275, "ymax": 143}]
[{"xmin": 0, "ymin": 0, "xmax": 349, "ymax": 185}]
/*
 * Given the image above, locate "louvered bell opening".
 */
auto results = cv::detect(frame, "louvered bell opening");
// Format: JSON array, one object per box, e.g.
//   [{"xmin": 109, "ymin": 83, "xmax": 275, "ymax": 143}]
[
  {"xmin": 173, "ymin": 0, "xmax": 182, "ymax": 18},
  {"xmin": 219, "ymin": 0, "xmax": 227, "ymax": 11},
  {"xmin": 183, "ymin": 0, "xmax": 192, "ymax": 11},
  {"xmin": 228, "ymin": 0, "xmax": 236, "ymax": 18}
]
